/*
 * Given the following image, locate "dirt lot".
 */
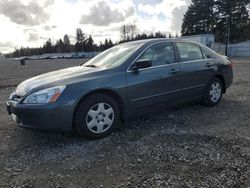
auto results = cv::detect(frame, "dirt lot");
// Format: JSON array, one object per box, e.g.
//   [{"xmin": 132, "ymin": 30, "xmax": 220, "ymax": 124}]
[{"xmin": 0, "ymin": 58, "xmax": 249, "ymax": 188}]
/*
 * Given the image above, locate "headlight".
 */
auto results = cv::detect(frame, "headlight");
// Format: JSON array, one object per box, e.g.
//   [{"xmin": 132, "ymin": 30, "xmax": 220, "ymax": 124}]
[{"xmin": 22, "ymin": 86, "xmax": 66, "ymax": 104}]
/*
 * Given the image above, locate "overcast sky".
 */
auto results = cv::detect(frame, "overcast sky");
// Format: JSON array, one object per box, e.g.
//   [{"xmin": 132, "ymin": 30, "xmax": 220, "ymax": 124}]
[{"xmin": 0, "ymin": 0, "xmax": 191, "ymax": 53}]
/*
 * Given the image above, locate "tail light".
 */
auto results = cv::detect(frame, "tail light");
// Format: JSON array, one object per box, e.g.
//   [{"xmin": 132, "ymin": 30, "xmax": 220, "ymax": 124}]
[{"xmin": 229, "ymin": 62, "xmax": 233, "ymax": 69}]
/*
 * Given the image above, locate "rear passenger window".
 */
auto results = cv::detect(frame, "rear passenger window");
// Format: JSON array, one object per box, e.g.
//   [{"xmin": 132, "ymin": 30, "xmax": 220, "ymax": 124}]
[
  {"xmin": 201, "ymin": 48, "xmax": 213, "ymax": 59},
  {"xmin": 176, "ymin": 43, "xmax": 203, "ymax": 62}
]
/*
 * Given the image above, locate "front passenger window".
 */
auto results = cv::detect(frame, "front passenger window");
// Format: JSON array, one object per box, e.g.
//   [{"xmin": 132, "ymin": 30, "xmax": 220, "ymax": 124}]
[{"xmin": 138, "ymin": 43, "xmax": 175, "ymax": 67}]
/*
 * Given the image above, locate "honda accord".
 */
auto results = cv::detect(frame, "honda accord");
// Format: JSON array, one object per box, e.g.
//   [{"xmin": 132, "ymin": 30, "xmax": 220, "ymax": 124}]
[{"xmin": 6, "ymin": 39, "xmax": 233, "ymax": 138}]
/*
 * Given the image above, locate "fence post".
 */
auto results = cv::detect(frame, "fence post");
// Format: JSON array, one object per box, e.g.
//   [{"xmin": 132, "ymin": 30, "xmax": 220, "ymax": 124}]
[{"xmin": 20, "ymin": 59, "xmax": 25, "ymax": 66}]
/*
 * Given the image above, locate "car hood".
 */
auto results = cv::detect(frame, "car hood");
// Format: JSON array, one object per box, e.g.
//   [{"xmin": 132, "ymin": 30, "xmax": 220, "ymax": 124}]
[{"xmin": 15, "ymin": 66, "xmax": 101, "ymax": 96}]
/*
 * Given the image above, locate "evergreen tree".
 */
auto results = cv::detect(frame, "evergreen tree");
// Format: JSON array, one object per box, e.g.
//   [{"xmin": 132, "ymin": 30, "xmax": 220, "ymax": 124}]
[
  {"xmin": 138, "ymin": 33, "xmax": 148, "ymax": 40},
  {"xmin": 99, "ymin": 41, "xmax": 104, "ymax": 51},
  {"xmin": 181, "ymin": 0, "xmax": 215, "ymax": 36},
  {"xmin": 148, "ymin": 33, "xmax": 154, "ymax": 38},
  {"xmin": 181, "ymin": 0, "xmax": 250, "ymax": 43},
  {"xmin": 104, "ymin": 39, "xmax": 109, "ymax": 50},
  {"xmin": 75, "ymin": 28, "xmax": 85, "ymax": 52},
  {"xmin": 99, "ymin": 38, "xmax": 114, "ymax": 51},
  {"xmin": 155, "ymin": 31, "xmax": 166, "ymax": 38},
  {"xmin": 215, "ymin": 0, "xmax": 250, "ymax": 43},
  {"xmin": 85, "ymin": 35, "xmax": 94, "ymax": 52},
  {"xmin": 55, "ymin": 39, "xmax": 64, "ymax": 53},
  {"xmin": 108, "ymin": 39, "xmax": 113, "ymax": 48},
  {"xmin": 43, "ymin": 38, "xmax": 53, "ymax": 53},
  {"xmin": 63, "ymin": 34, "xmax": 71, "ymax": 53}
]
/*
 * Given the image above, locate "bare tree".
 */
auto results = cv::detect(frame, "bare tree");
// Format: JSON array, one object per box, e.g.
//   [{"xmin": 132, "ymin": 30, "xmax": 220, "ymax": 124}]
[
  {"xmin": 120, "ymin": 25, "xmax": 127, "ymax": 41},
  {"xmin": 128, "ymin": 24, "xmax": 137, "ymax": 40},
  {"xmin": 120, "ymin": 24, "xmax": 138, "ymax": 41}
]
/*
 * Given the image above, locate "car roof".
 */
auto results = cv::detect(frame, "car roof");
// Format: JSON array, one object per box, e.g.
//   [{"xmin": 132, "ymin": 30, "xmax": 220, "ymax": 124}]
[
  {"xmin": 123, "ymin": 38, "xmax": 201, "ymax": 46},
  {"xmin": 121, "ymin": 38, "xmax": 220, "ymax": 58}
]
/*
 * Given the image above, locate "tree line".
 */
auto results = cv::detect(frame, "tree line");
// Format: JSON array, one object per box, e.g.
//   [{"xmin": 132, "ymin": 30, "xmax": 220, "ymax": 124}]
[
  {"xmin": 6, "ymin": 26, "xmax": 170, "ymax": 58},
  {"xmin": 6, "ymin": 29, "xmax": 113, "ymax": 58},
  {"xmin": 181, "ymin": 0, "xmax": 250, "ymax": 43}
]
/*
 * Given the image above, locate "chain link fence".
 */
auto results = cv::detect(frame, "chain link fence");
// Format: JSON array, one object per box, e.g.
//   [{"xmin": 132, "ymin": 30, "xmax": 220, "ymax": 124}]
[{"xmin": 213, "ymin": 42, "xmax": 250, "ymax": 57}]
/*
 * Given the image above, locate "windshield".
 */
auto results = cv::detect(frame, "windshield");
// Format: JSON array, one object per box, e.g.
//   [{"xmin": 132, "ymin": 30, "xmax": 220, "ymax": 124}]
[{"xmin": 83, "ymin": 43, "xmax": 143, "ymax": 69}]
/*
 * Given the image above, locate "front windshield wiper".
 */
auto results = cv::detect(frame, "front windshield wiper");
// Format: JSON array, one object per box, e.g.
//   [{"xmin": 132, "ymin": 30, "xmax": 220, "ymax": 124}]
[{"xmin": 84, "ymin": 64, "xmax": 99, "ymax": 68}]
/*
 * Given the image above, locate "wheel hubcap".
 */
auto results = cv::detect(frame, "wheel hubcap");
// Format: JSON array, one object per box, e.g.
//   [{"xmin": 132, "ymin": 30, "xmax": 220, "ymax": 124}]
[
  {"xmin": 86, "ymin": 103, "xmax": 114, "ymax": 134},
  {"xmin": 209, "ymin": 82, "xmax": 222, "ymax": 103}
]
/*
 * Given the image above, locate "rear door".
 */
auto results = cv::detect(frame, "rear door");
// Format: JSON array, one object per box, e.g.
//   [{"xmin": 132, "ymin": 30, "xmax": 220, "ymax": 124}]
[
  {"xmin": 174, "ymin": 42, "xmax": 216, "ymax": 98},
  {"xmin": 126, "ymin": 42, "xmax": 181, "ymax": 112}
]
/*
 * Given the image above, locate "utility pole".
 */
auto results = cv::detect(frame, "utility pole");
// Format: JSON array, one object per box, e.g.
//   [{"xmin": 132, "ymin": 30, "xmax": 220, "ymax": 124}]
[
  {"xmin": 225, "ymin": 15, "xmax": 230, "ymax": 56},
  {"xmin": 219, "ymin": 14, "xmax": 230, "ymax": 56},
  {"xmin": 82, "ymin": 41, "xmax": 84, "ymax": 53}
]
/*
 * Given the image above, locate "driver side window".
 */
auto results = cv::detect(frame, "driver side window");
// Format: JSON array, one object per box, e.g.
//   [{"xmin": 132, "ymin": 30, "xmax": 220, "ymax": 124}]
[{"xmin": 138, "ymin": 43, "xmax": 175, "ymax": 67}]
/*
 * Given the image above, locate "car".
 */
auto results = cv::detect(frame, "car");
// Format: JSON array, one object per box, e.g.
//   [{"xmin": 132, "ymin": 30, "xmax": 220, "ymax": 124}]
[{"xmin": 6, "ymin": 39, "xmax": 233, "ymax": 139}]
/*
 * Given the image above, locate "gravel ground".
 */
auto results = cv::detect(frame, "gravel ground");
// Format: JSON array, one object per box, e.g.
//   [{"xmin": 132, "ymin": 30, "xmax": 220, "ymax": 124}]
[{"xmin": 0, "ymin": 58, "xmax": 249, "ymax": 188}]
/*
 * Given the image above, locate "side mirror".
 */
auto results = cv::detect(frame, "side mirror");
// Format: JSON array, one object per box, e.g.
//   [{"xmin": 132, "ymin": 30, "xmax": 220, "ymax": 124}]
[{"xmin": 130, "ymin": 59, "xmax": 152, "ymax": 71}]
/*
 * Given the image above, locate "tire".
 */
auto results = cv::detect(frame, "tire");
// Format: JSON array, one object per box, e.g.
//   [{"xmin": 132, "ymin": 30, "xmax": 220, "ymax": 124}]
[
  {"xmin": 203, "ymin": 77, "xmax": 223, "ymax": 107},
  {"xmin": 75, "ymin": 93, "xmax": 120, "ymax": 139}
]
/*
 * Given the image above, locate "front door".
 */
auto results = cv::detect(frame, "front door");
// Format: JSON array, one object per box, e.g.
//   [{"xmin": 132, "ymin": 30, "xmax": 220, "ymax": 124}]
[{"xmin": 126, "ymin": 42, "xmax": 181, "ymax": 112}]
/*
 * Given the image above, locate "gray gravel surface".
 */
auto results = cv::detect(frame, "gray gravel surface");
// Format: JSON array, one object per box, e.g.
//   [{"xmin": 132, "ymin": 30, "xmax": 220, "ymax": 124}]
[{"xmin": 0, "ymin": 58, "xmax": 249, "ymax": 187}]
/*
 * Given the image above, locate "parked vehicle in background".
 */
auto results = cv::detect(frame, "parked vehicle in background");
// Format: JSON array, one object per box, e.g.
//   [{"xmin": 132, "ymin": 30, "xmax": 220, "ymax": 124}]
[{"xmin": 6, "ymin": 39, "xmax": 233, "ymax": 138}]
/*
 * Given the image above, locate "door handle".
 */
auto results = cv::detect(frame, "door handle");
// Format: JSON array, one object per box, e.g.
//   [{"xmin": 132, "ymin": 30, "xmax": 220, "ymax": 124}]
[{"xmin": 169, "ymin": 69, "xmax": 180, "ymax": 74}]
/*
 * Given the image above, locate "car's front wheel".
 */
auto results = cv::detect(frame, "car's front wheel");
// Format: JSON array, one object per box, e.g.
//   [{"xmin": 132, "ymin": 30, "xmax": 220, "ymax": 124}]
[
  {"xmin": 203, "ymin": 77, "xmax": 223, "ymax": 106},
  {"xmin": 75, "ymin": 93, "xmax": 120, "ymax": 139}
]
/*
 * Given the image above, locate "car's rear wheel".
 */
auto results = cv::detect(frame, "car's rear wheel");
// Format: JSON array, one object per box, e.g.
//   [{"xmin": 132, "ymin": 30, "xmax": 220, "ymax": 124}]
[
  {"xmin": 203, "ymin": 77, "xmax": 223, "ymax": 106},
  {"xmin": 75, "ymin": 93, "xmax": 120, "ymax": 139}
]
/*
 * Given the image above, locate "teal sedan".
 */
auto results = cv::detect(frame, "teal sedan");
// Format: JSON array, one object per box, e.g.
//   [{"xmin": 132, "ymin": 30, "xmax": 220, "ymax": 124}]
[{"xmin": 7, "ymin": 39, "xmax": 233, "ymax": 138}]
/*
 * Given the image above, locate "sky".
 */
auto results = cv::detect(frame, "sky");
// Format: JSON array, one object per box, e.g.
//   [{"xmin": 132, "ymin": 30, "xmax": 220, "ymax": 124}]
[{"xmin": 0, "ymin": 0, "xmax": 191, "ymax": 53}]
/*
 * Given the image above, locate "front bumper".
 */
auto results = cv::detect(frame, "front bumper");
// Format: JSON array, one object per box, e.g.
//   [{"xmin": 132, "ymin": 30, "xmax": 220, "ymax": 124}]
[{"xmin": 6, "ymin": 100, "xmax": 74, "ymax": 133}]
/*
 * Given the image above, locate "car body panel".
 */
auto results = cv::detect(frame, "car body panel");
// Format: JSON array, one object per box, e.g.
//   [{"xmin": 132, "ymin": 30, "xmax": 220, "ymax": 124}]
[
  {"xmin": 177, "ymin": 59, "xmax": 217, "ymax": 98},
  {"xmin": 126, "ymin": 63, "xmax": 182, "ymax": 112},
  {"xmin": 15, "ymin": 66, "xmax": 107, "ymax": 97}
]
